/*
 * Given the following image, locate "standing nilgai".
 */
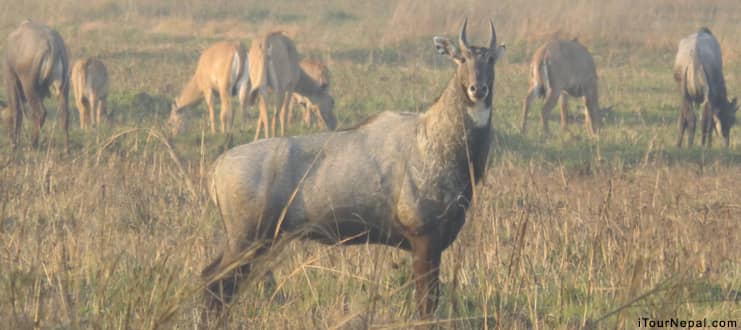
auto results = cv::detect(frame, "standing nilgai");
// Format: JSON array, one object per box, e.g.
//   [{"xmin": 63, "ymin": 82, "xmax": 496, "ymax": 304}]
[
  {"xmin": 169, "ymin": 41, "xmax": 248, "ymax": 135},
  {"xmin": 201, "ymin": 19, "xmax": 505, "ymax": 323},
  {"xmin": 247, "ymin": 32, "xmax": 336, "ymax": 139},
  {"xmin": 674, "ymin": 27, "xmax": 737, "ymax": 148},
  {"xmin": 71, "ymin": 58, "xmax": 109, "ymax": 130},
  {"xmin": 521, "ymin": 38, "xmax": 609, "ymax": 136},
  {"xmin": 4, "ymin": 20, "xmax": 70, "ymax": 150}
]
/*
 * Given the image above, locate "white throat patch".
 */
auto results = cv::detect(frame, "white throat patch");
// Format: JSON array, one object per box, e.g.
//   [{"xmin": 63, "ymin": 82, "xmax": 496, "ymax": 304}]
[{"xmin": 467, "ymin": 101, "xmax": 491, "ymax": 127}]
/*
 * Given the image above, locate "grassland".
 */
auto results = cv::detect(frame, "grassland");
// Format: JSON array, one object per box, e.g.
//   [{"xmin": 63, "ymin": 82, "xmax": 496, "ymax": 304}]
[{"xmin": 0, "ymin": 0, "xmax": 740, "ymax": 328}]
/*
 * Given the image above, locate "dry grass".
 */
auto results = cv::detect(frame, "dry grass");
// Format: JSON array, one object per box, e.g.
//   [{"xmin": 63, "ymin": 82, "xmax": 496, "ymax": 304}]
[{"xmin": 1, "ymin": 0, "xmax": 740, "ymax": 328}]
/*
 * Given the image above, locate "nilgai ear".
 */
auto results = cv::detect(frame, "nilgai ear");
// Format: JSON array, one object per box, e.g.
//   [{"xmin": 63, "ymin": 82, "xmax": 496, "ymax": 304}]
[
  {"xmin": 493, "ymin": 43, "xmax": 506, "ymax": 63},
  {"xmin": 732, "ymin": 97, "xmax": 738, "ymax": 112},
  {"xmin": 433, "ymin": 36, "xmax": 461, "ymax": 60}
]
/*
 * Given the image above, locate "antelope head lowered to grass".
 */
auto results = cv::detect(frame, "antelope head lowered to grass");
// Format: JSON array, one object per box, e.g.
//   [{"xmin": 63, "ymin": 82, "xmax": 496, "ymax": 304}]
[
  {"xmin": 72, "ymin": 57, "xmax": 110, "ymax": 129},
  {"xmin": 674, "ymin": 27, "xmax": 738, "ymax": 148},
  {"xmin": 4, "ymin": 20, "xmax": 70, "ymax": 150},
  {"xmin": 247, "ymin": 32, "xmax": 336, "ymax": 139},
  {"xmin": 287, "ymin": 58, "xmax": 336, "ymax": 130},
  {"xmin": 169, "ymin": 40, "xmax": 248, "ymax": 135},
  {"xmin": 521, "ymin": 38, "xmax": 610, "ymax": 136},
  {"xmin": 201, "ymin": 19, "xmax": 504, "ymax": 324}
]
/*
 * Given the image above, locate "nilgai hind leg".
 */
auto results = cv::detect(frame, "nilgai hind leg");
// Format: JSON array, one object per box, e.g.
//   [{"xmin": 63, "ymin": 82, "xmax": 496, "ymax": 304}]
[
  {"xmin": 676, "ymin": 96, "xmax": 696, "ymax": 147},
  {"xmin": 539, "ymin": 91, "xmax": 560, "ymax": 135},
  {"xmin": 559, "ymin": 94, "xmax": 569, "ymax": 130}
]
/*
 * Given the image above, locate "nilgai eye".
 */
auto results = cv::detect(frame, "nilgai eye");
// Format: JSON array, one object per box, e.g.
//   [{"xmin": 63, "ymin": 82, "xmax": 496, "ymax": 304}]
[{"xmin": 487, "ymin": 56, "xmax": 494, "ymax": 64}]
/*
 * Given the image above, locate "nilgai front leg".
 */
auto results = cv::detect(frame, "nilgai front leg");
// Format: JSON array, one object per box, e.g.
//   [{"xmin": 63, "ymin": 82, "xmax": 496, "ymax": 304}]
[{"xmin": 411, "ymin": 236, "xmax": 443, "ymax": 319}]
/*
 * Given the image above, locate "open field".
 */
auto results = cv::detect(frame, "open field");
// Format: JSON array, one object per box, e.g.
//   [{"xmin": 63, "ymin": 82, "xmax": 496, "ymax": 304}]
[{"xmin": 1, "ymin": 0, "xmax": 740, "ymax": 328}]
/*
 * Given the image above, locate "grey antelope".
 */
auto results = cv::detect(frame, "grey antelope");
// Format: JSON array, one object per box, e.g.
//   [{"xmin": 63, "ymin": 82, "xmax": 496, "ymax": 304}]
[
  {"xmin": 71, "ymin": 57, "xmax": 110, "ymax": 129},
  {"xmin": 674, "ymin": 27, "xmax": 737, "ymax": 148},
  {"xmin": 247, "ymin": 32, "xmax": 336, "ymax": 139},
  {"xmin": 4, "ymin": 20, "xmax": 70, "ymax": 150},
  {"xmin": 521, "ymin": 38, "xmax": 609, "ymax": 136},
  {"xmin": 169, "ymin": 40, "xmax": 248, "ymax": 135},
  {"xmin": 201, "ymin": 19, "xmax": 505, "ymax": 323}
]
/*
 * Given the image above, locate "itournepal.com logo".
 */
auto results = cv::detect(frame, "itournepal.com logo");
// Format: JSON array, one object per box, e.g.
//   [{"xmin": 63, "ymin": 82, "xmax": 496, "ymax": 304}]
[{"xmin": 637, "ymin": 317, "xmax": 738, "ymax": 328}]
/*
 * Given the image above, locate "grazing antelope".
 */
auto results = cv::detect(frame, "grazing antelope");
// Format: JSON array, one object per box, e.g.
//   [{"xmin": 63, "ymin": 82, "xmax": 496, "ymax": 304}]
[
  {"xmin": 287, "ymin": 59, "xmax": 332, "ymax": 129},
  {"xmin": 4, "ymin": 20, "xmax": 70, "ymax": 150},
  {"xmin": 201, "ymin": 19, "xmax": 505, "ymax": 323},
  {"xmin": 71, "ymin": 58, "xmax": 109, "ymax": 129},
  {"xmin": 521, "ymin": 38, "xmax": 608, "ymax": 136},
  {"xmin": 169, "ymin": 40, "xmax": 248, "ymax": 135},
  {"xmin": 674, "ymin": 27, "xmax": 737, "ymax": 148},
  {"xmin": 247, "ymin": 32, "xmax": 336, "ymax": 139}
]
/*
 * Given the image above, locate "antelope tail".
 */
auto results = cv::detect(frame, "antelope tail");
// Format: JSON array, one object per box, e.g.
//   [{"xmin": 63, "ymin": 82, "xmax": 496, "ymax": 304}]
[
  {"xmin": 247, "ymin": 37, "xmax": 268, "ymax": 105},
  {"xmin": 531, "ymin": 57, "xmax": 548, "ymax": 98},
  {"xmin": 538, "ymin": 59, "xmax": 550, "ymax": 98},
  {"xmin": 37, "ymin": 40, "xmax": 55, "ymax": 87}
]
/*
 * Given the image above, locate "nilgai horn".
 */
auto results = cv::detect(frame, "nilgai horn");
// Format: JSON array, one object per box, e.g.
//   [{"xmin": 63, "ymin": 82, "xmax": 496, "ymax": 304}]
[{"xmin": 201, "ymin": 18, "xmax": 505, "ymax": 323}]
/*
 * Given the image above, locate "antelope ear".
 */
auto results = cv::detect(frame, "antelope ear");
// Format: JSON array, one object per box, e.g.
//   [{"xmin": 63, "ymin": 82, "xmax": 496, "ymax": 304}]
[
  {"xmin": 493, "ymin": 44, "xmax": 506, "ymax": 63},
  {"xmin": 732, "ymin": 97, "xmax": 738, "ymax": 112},
  {"xmin": 433, "ymin": 36, "xmax": 461, "ymax": 61}
]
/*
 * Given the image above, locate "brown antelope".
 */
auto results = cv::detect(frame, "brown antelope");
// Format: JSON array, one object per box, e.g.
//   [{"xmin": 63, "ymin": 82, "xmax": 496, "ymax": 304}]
[
  {"xmin": 521, "ymin": 38, "xmax": 608, "ymax": 136},
  {"xmin": 247, "ymin": 32, "xmax": 336, "ymax": 139},
  {"xmin": 287, "ymin": 59, "xmax": 331, "ymax": 128},
  {"xmin": 201, "ymin": 19, "xmax": 505, "ymax": 323},
  {"xmin": 5, "ymin": 20, "xmax": 70, "ymax": 150},
  {"xmin": 169, "ymin": 40, "xmax": 248, "ymax": 135},
  {"xmin": 71, "ymin": 58, "xmax": 109, "ymax": 129},
  {"xmin": 674, "ymin": 27, "xmax": 738, "ymax": 148}
]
